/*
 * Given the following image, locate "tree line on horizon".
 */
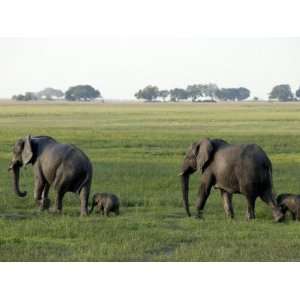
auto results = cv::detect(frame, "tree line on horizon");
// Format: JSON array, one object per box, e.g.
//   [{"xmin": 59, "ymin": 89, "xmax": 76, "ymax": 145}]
[
  {"xmin": 135, "ymin": 83, "xmax": 250, "ymax": 102},
  {"xmin": 10, "ymin": 83, "xmax": 300, "ymax": 102},
  {"xmin": 12, "ymin": 85, "xmax": 102, "ymax": 101},
  {"xmin": 135, "ymin": 84, "xmax": 300, "ymax": 102}
]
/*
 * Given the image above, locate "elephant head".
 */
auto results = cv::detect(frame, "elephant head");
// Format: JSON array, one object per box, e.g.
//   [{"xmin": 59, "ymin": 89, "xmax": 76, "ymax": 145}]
[
  {"xmin": 180, "ymin": 138, "xmax": 214, "ymax": 216},
  {"xmin": 180, "ymin": 138, "xmax": 228, "ymax": 217},
  {"xmin": 8, "ymin": 135, "xmax": 33, "ymax": 197}
]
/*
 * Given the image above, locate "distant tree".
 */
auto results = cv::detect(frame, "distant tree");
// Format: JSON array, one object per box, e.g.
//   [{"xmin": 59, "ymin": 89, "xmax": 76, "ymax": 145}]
[
  {"xmin": 236, "ymin": 87, "xmax": 250, "ymax": 101},
  {"xmin": 24, "ymin": 92, "xmax": 38, "ymax": 101},
  {"xmin": 169, "ymin": 88, "xmax": 188, "ymax": 101},
  {"xmin": 186, "ymin": 84, "xmax": 203, "ymax": 101},
  {"xmin": 158, "ymin": 90, "xmax": 169, "ymax": 101},
  {"xmin": 202, "ymin": 83, "xmax": 219, "ymax": 100},
  {"xmin": 269, "ymin": 84, "xmax": 294, "ymax": 101},
  {"xmin": 65, "ymin": 85, "xmax": 101, "ymax": 101},
  {"xmin": 185, "ymin": 83, "xmax": 219, "ymax": 101},
  {"xmin": 215, "ymin": 88, "xmax": 234, "ymax": 101},
  {"xmin": 12, "ymin": 94, "xmax": 26, "ymax": 101},
  {"xmin": 37, "ymin": 87, "xmax": 64, "ymax": 100},
  {"xmin": 215, "ymin": 87, "xmax": 250, "ymax": 101},
  {"xmin": 296, "ymin": 86, "xmax": 300, "ymax": 100},
  {"xmin": 134, "ymin": 85, "xmax": 159, "ymax": 101},
  {"xmin": 134, "ymin": 89, "xmax": 143, "ymax": 100},
  {"xmin": 13, "ymin": 92, "xmax": 37, "ymax": 101}
]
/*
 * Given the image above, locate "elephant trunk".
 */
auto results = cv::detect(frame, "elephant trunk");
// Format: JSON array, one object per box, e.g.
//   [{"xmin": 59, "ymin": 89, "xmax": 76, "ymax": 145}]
[
  {"xmin": 272, "ymin": 207, "xmax": 284, "ymax": 222},
  {"xmin": 181, "ymin": 173, "xmax": 191, "ymax": 217},
  {"xmin": 10, "ymin": 163, "xmax": 27, "ymax": 197}
]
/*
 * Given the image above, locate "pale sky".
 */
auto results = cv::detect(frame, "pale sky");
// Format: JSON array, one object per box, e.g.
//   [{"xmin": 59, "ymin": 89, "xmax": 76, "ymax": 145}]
[{"xmin": 1, "ymin": 38, "xmax": 300, "ymax": 99}]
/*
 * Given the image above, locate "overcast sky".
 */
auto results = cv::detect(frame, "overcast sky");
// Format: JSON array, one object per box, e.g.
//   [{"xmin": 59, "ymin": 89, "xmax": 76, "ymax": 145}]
[{"xmin": 1, "ymin": 38, "xmax": 299, "ymax": 99}]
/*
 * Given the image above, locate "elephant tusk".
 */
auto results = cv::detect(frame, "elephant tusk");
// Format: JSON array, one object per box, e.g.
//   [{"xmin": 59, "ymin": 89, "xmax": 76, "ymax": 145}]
[{"xmin": 178, "ymin": 172, "xmax": 184, "ymax": 176}]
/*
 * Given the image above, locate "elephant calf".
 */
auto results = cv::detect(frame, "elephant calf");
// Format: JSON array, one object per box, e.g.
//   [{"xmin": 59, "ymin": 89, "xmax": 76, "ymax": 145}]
[
  {"xmin": 276, "ymin": 193, "xmax": 300, "ymax": 221},
  {"xmin": 89, "ymin": 193, "xmax": 120, "ymax": 216}
]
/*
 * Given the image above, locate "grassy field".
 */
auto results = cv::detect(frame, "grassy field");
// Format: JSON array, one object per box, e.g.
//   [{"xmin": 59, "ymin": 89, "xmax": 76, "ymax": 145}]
[{"xmin": 1, "ymin": 101, "xmax": 300, "ymax": 261}]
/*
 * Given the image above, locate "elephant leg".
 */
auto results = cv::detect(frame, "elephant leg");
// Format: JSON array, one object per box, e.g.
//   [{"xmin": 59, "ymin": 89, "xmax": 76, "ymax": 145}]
[
  {"xmin": 220, "ymin": 190, "xmax": 234, "ymax": 218},
  {"xmin": 115, "ymin": 206, "xmax": 120, "ymax": 216},
  {"xmin": 79, "ymin": 185, "xmax": 89, "ymax": 217},
  {"xmin": 196, "ymin": 181, "xmax": 213, "ymax": 218},
  {"xmin": 246, "ymin": 196, "xmax": 256, "ymax": 220},
  {"xmin": 100, "ymin": 207, "xmax": 104, "ymax": 216},
  {"xmin": 54, "ymin": 189, "xmax": 65, "ymax": 213},
  {"xmin": 33, "ymin": 176, "xmax": 46, "ymax": 208},
  {"xmin": 104, "ymin": 208, "xmax": 110, "ymax": 217},
  {"xmin": 296, "ymin": 207, "xmax": 300, "ymax": 221},
  {"xmin": 41, "ymin": 183, "xmax": 50, "ymax": 210}
]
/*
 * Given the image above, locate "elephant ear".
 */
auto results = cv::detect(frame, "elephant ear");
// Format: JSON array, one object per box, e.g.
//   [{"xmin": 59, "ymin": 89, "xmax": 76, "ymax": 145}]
[
  {"xmin": 21, "ymin": 135, "xmax": 33, "ymax": 165},
  {"xmin": 195, "ymin": 138, "xmax": 214, "ymax": 172}
]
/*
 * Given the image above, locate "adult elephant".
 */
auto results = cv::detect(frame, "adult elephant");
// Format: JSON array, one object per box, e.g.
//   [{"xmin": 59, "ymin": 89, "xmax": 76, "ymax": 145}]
[
  {"xmin": 180, "ymin": 138, "xmax": 283, "ymax": 222},
  {"xmin": 8, "ymin": 135, "xmax": 93, "ymax": 216}
]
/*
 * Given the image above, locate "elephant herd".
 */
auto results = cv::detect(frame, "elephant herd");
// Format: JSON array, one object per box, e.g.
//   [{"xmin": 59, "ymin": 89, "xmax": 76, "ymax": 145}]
[{"xmin": 7, "ymin": 135, "xmax": 300, "ymax": 222}]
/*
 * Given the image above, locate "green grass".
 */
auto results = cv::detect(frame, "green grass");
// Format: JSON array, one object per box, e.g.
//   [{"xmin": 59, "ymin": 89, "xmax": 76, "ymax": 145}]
[{"xmin": 1, "ymin": 101, "xmax": 300, "ymax": 261}]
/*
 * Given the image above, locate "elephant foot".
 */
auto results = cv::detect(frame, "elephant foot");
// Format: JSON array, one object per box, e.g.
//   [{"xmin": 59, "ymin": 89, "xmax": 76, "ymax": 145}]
[
  {"xmin": 246, "ymin": 214, "xmax": 255, "ymax": 221},
  {"xmin": 195, "ymin": 211, "xmax": 204, "ymax": 220},
  {"xmin": 43, "ymin": 198, "xmax": 51, "ymax": 209},
  {"xmin": 224, "ymin": 210, "xmax": 234, "ymax": 219},
  {"xmin": 36, "ymin": 198, "xmax": 51, "ymax": 211},
  {"xmin": 80, "ymin": 212, "xmax": 88, "ymax": 217},
  {"xmin": 40, "ymin": 198, "xmax": 51, "ymax": 211}
]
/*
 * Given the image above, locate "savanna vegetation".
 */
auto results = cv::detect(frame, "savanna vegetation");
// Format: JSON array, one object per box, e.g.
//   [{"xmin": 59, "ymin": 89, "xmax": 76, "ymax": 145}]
[
  {"xmin": 135, "ymin": 83, "xmax": 300, "ymax": 102},
  {"xmin": 134, "ymin": 83, "xmax": 251, "ymax": 102},
  {"xmin": 1, "ymin": 101, "xmax": 300, "ymax": 261},
  {"xmin": 12, "ymin": 85, "xmax": 102, "ymax": 101}
]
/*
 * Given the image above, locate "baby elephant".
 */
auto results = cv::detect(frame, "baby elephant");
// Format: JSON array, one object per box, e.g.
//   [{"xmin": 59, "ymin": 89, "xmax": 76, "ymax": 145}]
[
  {"xmin": 89, "ymin": 193, "xmax": 120, "ymax": 216},
  {"xmin": 276, "ymin": 193, "xmax": 300, "ymax": 221}
]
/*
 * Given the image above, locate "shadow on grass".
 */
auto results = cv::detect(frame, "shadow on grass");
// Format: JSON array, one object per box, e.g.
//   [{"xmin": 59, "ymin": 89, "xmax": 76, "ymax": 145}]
[
  {"xmin": 0, "ymin": 211, "xmax": 40, "ymax": 220},
  {"xmin": 164, "ymin": 212, "xmax": 185, "ymax": 219}
]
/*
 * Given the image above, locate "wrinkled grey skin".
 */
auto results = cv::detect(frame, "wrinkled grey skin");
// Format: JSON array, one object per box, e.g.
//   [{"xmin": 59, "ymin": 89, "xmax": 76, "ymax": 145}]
[
  {"xmin": 276, "ymin": 193, "xmax": 300, "ymax": 221},
  {"xmin": 8, "ymin": 135, "xmax": 93, "ymax": 216},
  {"xmin": 89, "ymin": 193, "xmax": 120, "ymax": 216},
  {"xmin": 180, "ymin": 138, "xmax": 284, "ymax": 222}
]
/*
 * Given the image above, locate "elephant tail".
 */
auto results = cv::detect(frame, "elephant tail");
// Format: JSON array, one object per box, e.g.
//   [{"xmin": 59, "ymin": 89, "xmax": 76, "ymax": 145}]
[
  {"xmin": 263, "ymin": 160, "xmax": 276, "ymax": 198},
  {"xmin": 268, "ymin": 162, "xmax": 274, "ymax": 190},
  {"xmin": 77, "ymin": 168, "xmax": 92, "ymax": 194},
  {"xmin": 76, "ymin": 157, "xmax": 93, "ymax": 194}
]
